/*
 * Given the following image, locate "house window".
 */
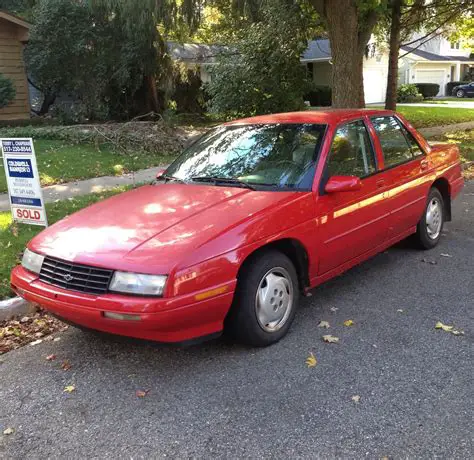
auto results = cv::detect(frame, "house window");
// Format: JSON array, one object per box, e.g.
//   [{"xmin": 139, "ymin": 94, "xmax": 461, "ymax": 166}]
[{"xmin": 450, "ymin": 41, "xmax": 460, "ymax": 50}]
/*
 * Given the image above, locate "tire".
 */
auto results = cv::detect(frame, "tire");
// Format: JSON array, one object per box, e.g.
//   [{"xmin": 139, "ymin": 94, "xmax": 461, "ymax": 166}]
[
  {"xmin": 456, "ymin": 89, "xmax": 465, "ymax": 98},
  {"xmin": 225, "ymin": 250, "xmax": 299, "ymax": 347},
  {"xmin": 415, "ymin": 188, "xmax": 445, "ymax": 249}
]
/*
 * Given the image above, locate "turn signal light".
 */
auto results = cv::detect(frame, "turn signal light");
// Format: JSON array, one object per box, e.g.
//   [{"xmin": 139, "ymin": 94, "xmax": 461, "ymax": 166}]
[{"xmin": 102, "ymin": 312, "xmax": 141, "ymax": 321}]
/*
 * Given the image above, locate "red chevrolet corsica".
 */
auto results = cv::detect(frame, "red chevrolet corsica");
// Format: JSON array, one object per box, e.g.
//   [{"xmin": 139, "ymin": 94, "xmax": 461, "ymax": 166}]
[{"xmin": 11, "ymin": 110, "xmax": 464, "ymax": 346}]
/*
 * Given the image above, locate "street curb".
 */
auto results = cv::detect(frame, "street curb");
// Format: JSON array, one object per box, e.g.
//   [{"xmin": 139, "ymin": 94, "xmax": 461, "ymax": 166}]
[{"xmin": 0, "ymin": 296, "xmax": 36, "ymax": 321}]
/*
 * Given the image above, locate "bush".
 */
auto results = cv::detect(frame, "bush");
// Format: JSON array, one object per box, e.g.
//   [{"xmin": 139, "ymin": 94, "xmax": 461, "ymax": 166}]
[
  {"xmin": 304, "ymin": 85, "xmax": 332, "ymax": 107},
  {"xmin": 414, "ymin": 83, "xmax": 440, "ymax": 99},
  {"xmin": 397, "ymin": 84, "xmax": 423, "ymax": 103},
  {"xmin": 446, "ymin": 81, "xmax": 469, "ymax": 95},
  {"xmin": 0, "ymin": 74, "xmax": 16, "ymax": 109}
]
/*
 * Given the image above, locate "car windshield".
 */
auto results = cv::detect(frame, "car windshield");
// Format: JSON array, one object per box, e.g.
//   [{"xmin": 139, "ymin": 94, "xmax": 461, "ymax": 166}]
[{"xmin": 164, "ymin": 123, "xmax": 326, "ymax": 190}]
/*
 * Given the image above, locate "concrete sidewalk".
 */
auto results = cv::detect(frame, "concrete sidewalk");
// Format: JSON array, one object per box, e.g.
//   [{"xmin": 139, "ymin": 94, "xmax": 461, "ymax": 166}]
[{"xmin": 1, "ymin": 120, "xmax": 474, "ymax": 212}]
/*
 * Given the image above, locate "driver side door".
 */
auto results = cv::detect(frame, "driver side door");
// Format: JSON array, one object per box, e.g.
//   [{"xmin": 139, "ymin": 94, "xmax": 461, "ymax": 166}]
[{"xmin": 316, "ymin": 119, "xmax": 390, "ymax": 275}]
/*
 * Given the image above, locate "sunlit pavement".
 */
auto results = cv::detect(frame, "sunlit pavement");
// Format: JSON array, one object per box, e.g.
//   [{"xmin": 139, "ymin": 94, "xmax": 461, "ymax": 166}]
[{"xmin": 1, "ymin": 182, "xmax": 472, "ymax": 459}]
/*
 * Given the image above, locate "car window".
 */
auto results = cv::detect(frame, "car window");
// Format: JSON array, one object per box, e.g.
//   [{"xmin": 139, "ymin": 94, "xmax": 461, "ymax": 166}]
[
  {"xmin": 398, "ymin": 121, "xmax": 424, "ymax": 157},
  {"xmin": 371, "ymin": 116, "xmax": 413, "ymax": 168},
  {"xmin": 165, "ymin": 123, "xmax": 326, "ymax": 190},
  {"xmin": 326, "ymin": 120, "xmax": 376, "ymax": 178}
]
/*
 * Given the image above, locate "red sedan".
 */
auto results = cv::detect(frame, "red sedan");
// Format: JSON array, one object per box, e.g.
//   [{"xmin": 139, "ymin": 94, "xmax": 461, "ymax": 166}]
[{"xmin": 11, "ymin": 110, "xmax": 464, "ymax": 346}]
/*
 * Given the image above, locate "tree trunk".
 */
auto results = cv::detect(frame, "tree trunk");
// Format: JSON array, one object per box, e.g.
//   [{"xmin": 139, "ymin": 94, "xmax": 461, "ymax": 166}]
[
  {"xmin": 38, "ymin": 91, "xmax": 56, "ymax": 115},
  {"xmin": 385, "ymin": 0, "xmax": 402, "ymax": 110},
  {"xmin": 146, "ymin": 75, "xmax": 160, "ymax": 113},
  {"xmin": 324, "ymin": 0, "xmax": 365, "ymax": 108}
]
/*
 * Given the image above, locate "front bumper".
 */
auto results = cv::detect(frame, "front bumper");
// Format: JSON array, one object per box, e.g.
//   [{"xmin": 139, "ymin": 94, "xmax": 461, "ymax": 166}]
[{"xmin": 11, "ymin": 266, "xmax": 235, "ymax": 343}]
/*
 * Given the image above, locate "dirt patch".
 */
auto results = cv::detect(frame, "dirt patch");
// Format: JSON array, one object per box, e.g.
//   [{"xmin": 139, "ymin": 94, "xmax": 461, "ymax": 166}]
[{"xmin": 0, "ymin": 308, "xmax": 68, "ymax": 354}]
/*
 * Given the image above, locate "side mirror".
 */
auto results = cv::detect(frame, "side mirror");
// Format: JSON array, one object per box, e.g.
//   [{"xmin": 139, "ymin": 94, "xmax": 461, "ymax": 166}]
[
  {"xmin": 325, "ymin": 175, "xmax": 362, "ymax": 193},
  {"xmin": 155, "ymin": 167, "xmax": 166, "ymax": 179}
]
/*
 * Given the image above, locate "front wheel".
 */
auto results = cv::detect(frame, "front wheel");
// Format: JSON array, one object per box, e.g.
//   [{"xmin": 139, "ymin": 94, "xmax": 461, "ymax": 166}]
[
  {"xmin": 415, "ymin": 188, "xmax": 445, "ymax": 249},
  {"xmin": 456, "ymin": 89, "xmax": 465, "ymax": 98},
  {"xmin": 225, "ymin": 250, "xmax": 299, "ymax": 346}
]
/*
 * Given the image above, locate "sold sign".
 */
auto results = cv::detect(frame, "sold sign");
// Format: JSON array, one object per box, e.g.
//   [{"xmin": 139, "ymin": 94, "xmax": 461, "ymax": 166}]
[{"xmin": 1, "ymin": 138, "xmax": 48, "ymax": 227}]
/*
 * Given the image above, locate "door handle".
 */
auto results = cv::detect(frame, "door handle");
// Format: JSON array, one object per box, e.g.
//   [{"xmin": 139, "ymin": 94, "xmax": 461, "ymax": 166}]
[
  {"xmin": 376, "ymin": 179, "xmax": 385, "ymax": 188},
  {"xmin": 420, "ymin": 160, "xmax": 429, "ymax": 170}
]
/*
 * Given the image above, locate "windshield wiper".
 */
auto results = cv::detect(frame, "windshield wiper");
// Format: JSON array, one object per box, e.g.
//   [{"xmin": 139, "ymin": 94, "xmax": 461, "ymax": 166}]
[
  {"xmin": 191, "ymin": 176, "xmax": 257, "ymax": 190},
  {"xmin": 156, "ymin": 174, "xmax": 187, "ymax": 184}
]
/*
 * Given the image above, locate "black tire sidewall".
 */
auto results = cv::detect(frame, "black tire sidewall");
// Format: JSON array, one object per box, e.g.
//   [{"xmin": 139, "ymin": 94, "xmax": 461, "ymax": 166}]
[
  {"xmin": 226, "ymin": 250, "xmax": 299, "ymax": 347},
  {"xmin": 417, "ymin": 188, "xmax": 444, "ymax": 249}
]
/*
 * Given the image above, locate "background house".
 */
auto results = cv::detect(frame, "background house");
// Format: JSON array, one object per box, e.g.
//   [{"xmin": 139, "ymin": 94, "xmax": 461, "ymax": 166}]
[
  {"xmin": 399, "ymin": 34, "xmax": 474, "ymax": 96},
  {"xmin": 167, "ymin": 42, "xmax": 227, "ymax": 84},
  {"xmin": 302, "ymin": 39, "xmax": 389, "ymax": 104},
  {"xmin": 0, "ymin": 10, "xmax": 30, "ymax": 121}
]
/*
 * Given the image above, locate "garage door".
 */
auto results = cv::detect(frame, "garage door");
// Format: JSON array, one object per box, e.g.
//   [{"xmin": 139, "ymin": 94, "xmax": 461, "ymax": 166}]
[
  {"xmin": 415, "ymin": 70, "xmax": 445, "ymax": 96},
  {"xmin": 363, "ymin": 69, "xmax": 386, "ymax": 104}
]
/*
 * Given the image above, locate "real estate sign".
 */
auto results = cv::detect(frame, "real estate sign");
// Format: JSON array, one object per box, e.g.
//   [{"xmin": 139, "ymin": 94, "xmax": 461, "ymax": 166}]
[{"xmin": 1, "ymin": 138, "xmax": 47, "ymax": 226}]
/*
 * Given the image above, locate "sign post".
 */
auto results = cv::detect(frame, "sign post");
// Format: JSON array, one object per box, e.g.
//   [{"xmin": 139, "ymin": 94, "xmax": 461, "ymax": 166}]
[{"xmin": 1, "ymin": 138, "xmax": 48, "ymax": 227}]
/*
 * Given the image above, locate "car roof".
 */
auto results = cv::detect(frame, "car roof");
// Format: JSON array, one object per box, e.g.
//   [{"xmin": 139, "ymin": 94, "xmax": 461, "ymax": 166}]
[{"xmin": 225, "ymin": 109, "xmax": 395, "ymax": 126}]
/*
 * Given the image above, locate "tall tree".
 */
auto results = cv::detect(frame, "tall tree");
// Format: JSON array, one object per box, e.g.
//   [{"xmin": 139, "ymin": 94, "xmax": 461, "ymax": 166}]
[
  {"xmin": 310, "ymin": 0, "xmax": 386, "ymax": 108},
  {"xmin": 383, "ymin": 0, "xmax": 474, "ymax": 110}
]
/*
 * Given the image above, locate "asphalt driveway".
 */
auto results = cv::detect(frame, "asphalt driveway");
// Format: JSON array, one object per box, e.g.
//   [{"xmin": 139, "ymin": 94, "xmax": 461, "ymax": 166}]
[{"xmin": 1, "ymin": 183, "xmax": 473, "ymax": 459}]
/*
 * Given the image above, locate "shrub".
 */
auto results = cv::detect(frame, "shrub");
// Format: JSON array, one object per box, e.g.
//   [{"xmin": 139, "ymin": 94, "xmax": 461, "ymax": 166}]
[
  {"xmin": 446, "ymin": 81, "xmax": 469, "ymax": 95},
  {"xmin": 0, "ymin": 74, "xmax": 16, "ymax": 109},
  {"xmin": 304, "ymin": 85, "xmax": 332, "ymax": 107},
  {"xmin": 414, "ymin": 83, "xmax": 440, "ymax": 99},
  {"xmin": 397, "ymin": 84, "xmax": 423, "ymax": 103}
]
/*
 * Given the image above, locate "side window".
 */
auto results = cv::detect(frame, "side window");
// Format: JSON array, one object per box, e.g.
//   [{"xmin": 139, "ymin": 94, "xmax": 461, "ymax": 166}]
[
  {"xmin": 371, "ymin": 116, "xmax": 413, "ymax": 167},
  {"xmin": 326, "ymin": 120, "xmax": 376, "ymax": 178},
  {"xmin": 399, "ymin": 122, "xmax": 424, "ymax": 157}
]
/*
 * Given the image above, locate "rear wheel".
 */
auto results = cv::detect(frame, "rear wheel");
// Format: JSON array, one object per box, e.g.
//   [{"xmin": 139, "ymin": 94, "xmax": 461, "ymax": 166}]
[
  {"xmin": 415, "ymin": 188, "xmax": 445, "ymax": 249},
  {"xmin": 456, "ymin": 89, "xmax": 465, "ymax": 98},
  {"xmin": 226, "ymin": 250, "xmax": 299, "ymax": 346}
]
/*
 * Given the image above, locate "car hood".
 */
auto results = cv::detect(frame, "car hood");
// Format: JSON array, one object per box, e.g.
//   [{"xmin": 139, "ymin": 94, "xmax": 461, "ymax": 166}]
[{"xmin": 30, "ymin": 183, "xmax": 303, "ymax": 274}]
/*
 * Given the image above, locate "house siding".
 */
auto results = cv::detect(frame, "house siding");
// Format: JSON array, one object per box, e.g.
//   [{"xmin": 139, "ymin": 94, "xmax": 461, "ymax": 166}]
[{"xmin": 0, "ymin": 19, "xmax": 30, "ymax": 121}]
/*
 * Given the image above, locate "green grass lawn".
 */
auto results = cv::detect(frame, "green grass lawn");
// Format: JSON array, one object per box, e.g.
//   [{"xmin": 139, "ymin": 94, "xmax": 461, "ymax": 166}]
[
  {"xmin": 421, "ymin": 98, "xmax": 474, "ymax": 104},
  {"xmin": 0, "ymin": 139, "xmax": 175, "ymax": 194},
  {"xmin": 429, "ymin": 129, "xmax": 474, "ymax": 163},
  {"xmin": 0, "ymin": 187, "xmax": 128, "ymax": 300},
  {"xmin": 386, "ymin": 106, "xmax": 474, "ymax": 128}
]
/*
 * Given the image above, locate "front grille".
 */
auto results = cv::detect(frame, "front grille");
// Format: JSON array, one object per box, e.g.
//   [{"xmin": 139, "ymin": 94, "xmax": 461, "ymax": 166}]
[{"xmin": 39, "ymin": 256, "xmax": 114, "ymax": 295}]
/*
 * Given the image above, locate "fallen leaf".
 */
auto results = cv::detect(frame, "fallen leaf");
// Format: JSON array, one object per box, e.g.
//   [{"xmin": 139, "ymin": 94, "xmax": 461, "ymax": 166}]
[
  {"xmin": 64, "ymin": 385, "xmax": 75, "ymax": 393},
  {"xmin": 451, "ymin": 330, "xmax": 465, "ymax": 336},
  {"xmin": 61, "ymin": 360, "xmax": 71, "ymax": 371},
  {"xmin": 343, "ymin": 319, "xmax": 354, "ymax": 327},
  {"xmin": 351, "ymin": 395, "xmax": 361, "ymax": 403},
  {"xmin": 440, "ymin": 253, "xmax": 452, "ymax": 258},
  {"xmin": 3, "ymin": 427, "xmax": 14, "ymax": 435},
  {"xmin": 397, "ymin": 309, "xmax": 404, "ymax": 313},
  {"xmin": 46, "ymin": 354, "xmax": 56, "ymax": 361},
  {"xmin": 318, "ymin": 320, "xmax": 330, "ymax": 329},
  {"xmin": 322, "ymin": 335, "xmax": 339, "ymax": 344},
  {"xmin": 30, "ymin": 339, "xmax": 43, "ymax": 346},
  {"xmin": 435, "ymin": 321, "xmax": 454, "ymax": 332},
  {"xmin": 53, "ymin": 337, "xmax": 61, "ymax": 342},
  {"xmin": 305, "ymin": 352, "xmax": 317, "ymax": 368},
  {"xmin": 136, "ymin": 389, "xmax": 150, "ymax": 398},
  {"xmin": 330, "ymin": 307, "xmax": 338, "ymax": 312}
]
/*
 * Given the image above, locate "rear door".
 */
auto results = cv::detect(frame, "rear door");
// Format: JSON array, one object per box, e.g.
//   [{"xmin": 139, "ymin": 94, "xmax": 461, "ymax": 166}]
[
  {"xmin": 316, "ymin": 119, "xmax": 390, "ymax": 274},
  {"xmin": 369, "ymin": 115, "xmax": 431, "ymax": 240}
]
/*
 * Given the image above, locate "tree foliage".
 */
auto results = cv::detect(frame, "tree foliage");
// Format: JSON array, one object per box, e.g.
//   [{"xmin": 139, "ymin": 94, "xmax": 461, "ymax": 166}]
[
  {"xmin": 25, "ymin": 0, "xmax": 166, "ymax": 120},
  {"xmin": 0, "ymin": 73, "xmax": 16, "ymax": 109},
  {"xmin": 206, "ymin": 1, "xmax": 314, "ymax": 118}
]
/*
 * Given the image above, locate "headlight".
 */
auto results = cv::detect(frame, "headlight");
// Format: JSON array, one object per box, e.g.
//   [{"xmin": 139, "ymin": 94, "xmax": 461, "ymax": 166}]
[
  {"xmin": 109, "ymin": 272, "xmax": 167, "ymax": 296},
  {"xmin": 21, "ymin": 248, "xmax": 44, "ymax": 274}
]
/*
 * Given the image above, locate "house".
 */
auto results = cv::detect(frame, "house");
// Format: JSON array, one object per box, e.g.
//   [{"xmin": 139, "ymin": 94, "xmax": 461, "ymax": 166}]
[
  {"xmin": 399, "ymin": 35, "xmax": 474, "ymax": 96},
  {"xmin": 0, "ymin": 10, "xmax": 30, "ymax": 121},
  {"xmin": 167, "ymin": 42, "xmax": 227, "ymax": 84},
  {"xmin": 301, "ymin": 39, "xmax": 389, "ymax": 104}
]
